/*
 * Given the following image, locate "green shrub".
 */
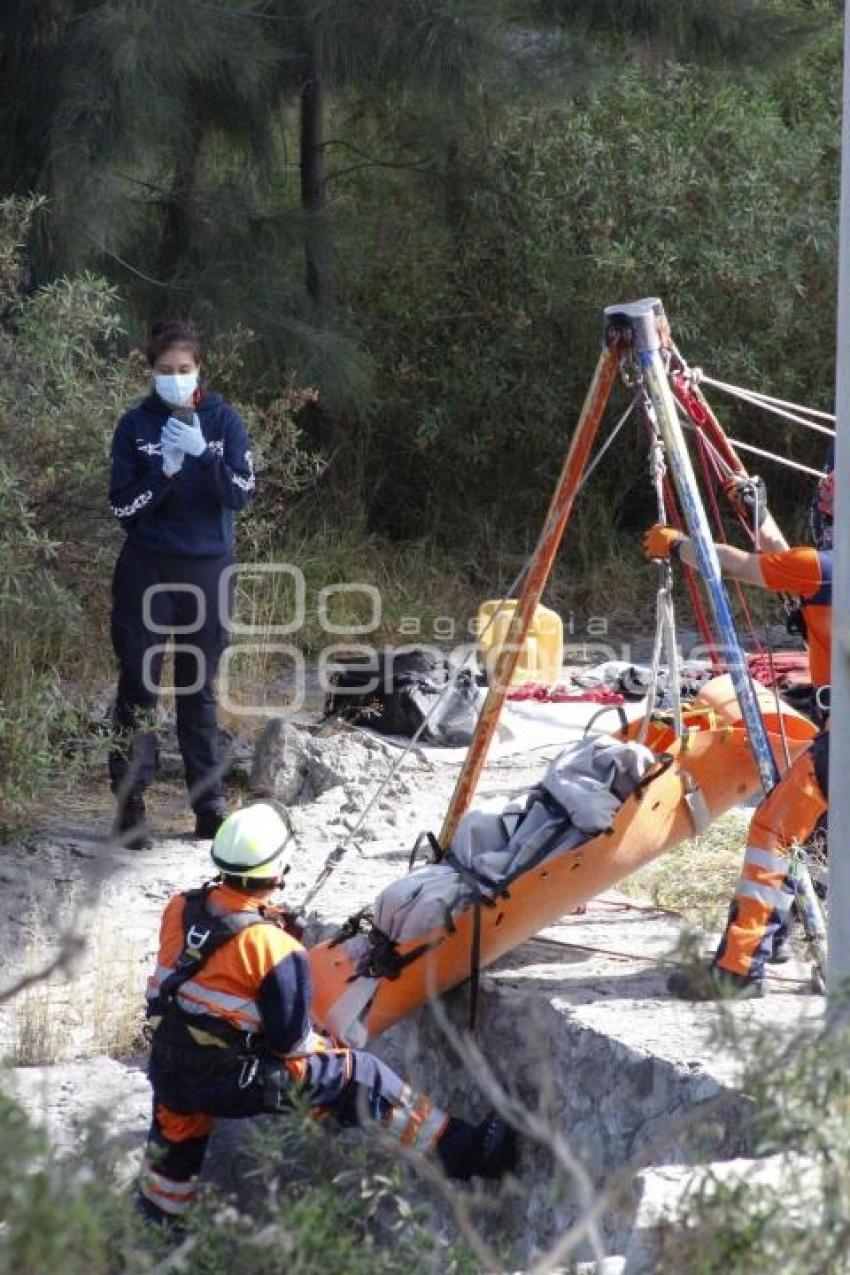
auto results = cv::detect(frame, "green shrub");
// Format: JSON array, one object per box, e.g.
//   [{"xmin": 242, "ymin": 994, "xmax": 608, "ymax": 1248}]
[
  {"xmin": 342, "ymin": 32, "xmax": 839, "ymax": 558},
  {"xmin": 0, "ymin": 1083, "xmax": 479, "ymax": 1275},
  {"xmin": 658, "ymin": 1017, "xmax": 850, "ymax": 1273}
]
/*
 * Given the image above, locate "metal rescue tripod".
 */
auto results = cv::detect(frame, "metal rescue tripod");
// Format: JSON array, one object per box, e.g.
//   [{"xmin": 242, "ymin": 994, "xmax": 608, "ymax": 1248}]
[{"xmin": 438, "ymin": 296, "xmax": 828, "ymax": 991}]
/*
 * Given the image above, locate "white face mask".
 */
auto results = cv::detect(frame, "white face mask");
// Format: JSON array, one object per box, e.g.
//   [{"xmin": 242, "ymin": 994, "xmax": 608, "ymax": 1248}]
[{"xmin": 154, "ymin": 371, "xmax": 198, "ymax": 406}]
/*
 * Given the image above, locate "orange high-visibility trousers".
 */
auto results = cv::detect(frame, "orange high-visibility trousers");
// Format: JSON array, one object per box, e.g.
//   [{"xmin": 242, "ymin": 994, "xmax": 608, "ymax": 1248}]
[{"xmin": 715, "ymin": 731, "xmax": 828, "ymax": 983}]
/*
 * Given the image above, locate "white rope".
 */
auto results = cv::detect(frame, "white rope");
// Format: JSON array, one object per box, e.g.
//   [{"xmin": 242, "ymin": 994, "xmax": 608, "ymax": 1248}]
[
  {"xmin": 721, "ymin": 436, "xmax": 824, "ymax": 478},
  {"xmin": 676, "ymin": 408, "xmax": 823, "ymax": 478},
  {"xmin": 696, "ymin": 373, "xmax": 836, "ymax": 423},
  {"xmin": 676, "ymin": 406, "xmax": 735, "ymax": 478},
  {"xmin": 639, "ymin": 394, "xmax": 683, "ymax": 743},
  {"xmin": 694, "ymin": 373, "xmax": 836, "ymax": 439}
]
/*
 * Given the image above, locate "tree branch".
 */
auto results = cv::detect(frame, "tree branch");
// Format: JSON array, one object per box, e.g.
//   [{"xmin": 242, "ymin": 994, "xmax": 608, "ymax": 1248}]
[
  {"xmin": 0, "ymin": 934, "xmax": 86, "ymax": 1007},
  {"xmin": 320, "ymin": 137, "xmax": 434, "ymax": 186},
  {"xmin": 326, "ymin": 157, "xmax": 433, "ymax": 187},
  {"xmin": 110, "ymin": 171, "xmax": 178, "ymax": 202},
  {"xmin": 422, "ymin": 984, "xmax": 744, "ymax": 1274},
  {"xmin": 87, "ymin": 237, "xmax": 191, "ymax": 290}
]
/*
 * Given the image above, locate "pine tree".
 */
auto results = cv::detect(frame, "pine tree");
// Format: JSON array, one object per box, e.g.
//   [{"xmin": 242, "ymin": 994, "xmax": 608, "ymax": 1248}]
[{"xmin": 0, "ymin": 0, "xmax": 817, "ymax": 398}]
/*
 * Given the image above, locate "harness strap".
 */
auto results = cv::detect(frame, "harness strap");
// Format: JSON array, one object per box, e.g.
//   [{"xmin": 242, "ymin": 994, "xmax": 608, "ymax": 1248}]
[
  {"xmin": 469, "ymin": 894, "xmax": 483, "ymax": 1034},
  {"xmin": 154, "ymin": 887, "xmax": 284, "ymax": 1020},
  {"xmin": 353, "ymin": 927, "xmax": 442, "ymax": 980},
  {"xmin": 323, "ymin": 978, "xmax": 377, "ymax": 1048},
  {"xmin": 682, "ymin": 773, "xmax": 712, "ymax": 835},
  {"xmin": 408, "ymin": 830, "xmax": 443, "ymax": 871}
]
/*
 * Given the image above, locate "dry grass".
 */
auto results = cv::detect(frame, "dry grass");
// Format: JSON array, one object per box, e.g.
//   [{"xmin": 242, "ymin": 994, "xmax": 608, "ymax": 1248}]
[
  {"xmin": 12, "ymin": 983, "xmax": 66, "ymax": 1066},
  {"xmin": 9, "ymin": 908, "xmax": 147, "ymax": 1065},
  {"xmin": 618, "ymin": 810, "xmax": 750, "ymax": 929},
  {"xmin": 10, "ymin": 915, "xmax": 75, "ymax": 1066},
  {"xmin": 88, "ymin": 917, "xmax": 148, "ymax": 1060}
]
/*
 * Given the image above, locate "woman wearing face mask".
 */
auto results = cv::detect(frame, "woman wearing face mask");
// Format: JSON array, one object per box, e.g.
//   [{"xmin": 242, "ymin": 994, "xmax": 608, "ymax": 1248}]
[{"xmin": 107, "ymin": 321, "xmax": 256, "ymax": 849}]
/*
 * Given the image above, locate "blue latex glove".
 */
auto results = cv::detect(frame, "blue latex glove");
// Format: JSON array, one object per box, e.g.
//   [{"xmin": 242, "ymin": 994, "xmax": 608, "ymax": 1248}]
[
  {"xmin": 162, "ymin": 414, "xmax": 207, "ymax": 458},
  {"xmin": 161, "ymin": 440, "xmax": 184, "ymax": 477}
]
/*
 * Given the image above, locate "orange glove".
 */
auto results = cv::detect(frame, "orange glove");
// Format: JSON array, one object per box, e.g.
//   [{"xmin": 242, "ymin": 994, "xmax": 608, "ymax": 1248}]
[{"xmin": 643, "ymin": 524, "xmax": 685, "ymax": 561}]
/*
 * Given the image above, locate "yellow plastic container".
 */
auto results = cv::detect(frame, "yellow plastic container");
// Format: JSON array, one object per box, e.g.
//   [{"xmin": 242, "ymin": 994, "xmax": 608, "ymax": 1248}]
[{"xmin": 477, "ymin": 599, "xmax": 564, "ymax": 687}]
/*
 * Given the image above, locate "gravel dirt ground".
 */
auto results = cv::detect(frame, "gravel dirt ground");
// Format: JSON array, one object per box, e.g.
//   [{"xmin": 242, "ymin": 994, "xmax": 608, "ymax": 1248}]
[{"xmin": 0, "ymin": 696, "xmax": 825, "ymax": 1267}]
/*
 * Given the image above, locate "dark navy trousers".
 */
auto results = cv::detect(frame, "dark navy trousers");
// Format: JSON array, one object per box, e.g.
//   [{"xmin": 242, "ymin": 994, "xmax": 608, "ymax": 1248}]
[
  {"xmin": 109, "ymin": 541, "xmax": 234, "ymax": 814},
  {"xmin": 140, "ymin": 1047, "xmax": 423, "ymax": 1216}
]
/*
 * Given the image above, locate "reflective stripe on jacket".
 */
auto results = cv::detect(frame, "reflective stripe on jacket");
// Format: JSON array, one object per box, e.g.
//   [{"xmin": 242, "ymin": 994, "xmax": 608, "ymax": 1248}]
[{"xmin": 146, "ymin": 884, "xmax": 315, "ymax": 1055}]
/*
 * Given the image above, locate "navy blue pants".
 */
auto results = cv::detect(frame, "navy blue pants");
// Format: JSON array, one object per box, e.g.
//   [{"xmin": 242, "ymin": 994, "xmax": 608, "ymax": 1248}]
[
  {"xmin": 138, "ymin": 1047, "xmax": 451, "ymax": 1219},
  {"xmin": 109, "ymin": 541, "xmax": 233, "ymax": 814},
  {"xmin": 149, "ymin": 1047, "xmax": 407, "ymax": 1127}
]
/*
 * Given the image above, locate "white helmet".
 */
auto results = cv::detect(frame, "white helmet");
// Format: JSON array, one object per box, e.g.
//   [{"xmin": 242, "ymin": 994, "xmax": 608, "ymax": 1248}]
[{"xmin": 211, "ymin": 803, "xmax": 294, "ymax": 881}]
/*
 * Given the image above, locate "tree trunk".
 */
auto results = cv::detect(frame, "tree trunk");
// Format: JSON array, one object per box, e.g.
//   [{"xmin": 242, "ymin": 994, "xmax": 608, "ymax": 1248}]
[
  {"xmin": 299, "ymin": 62, "xmax": 328, "ymax": 320},
  {"xmin": 298, "ymin": 58, "xmax": 346, "ymax": 473},
  {"xmin": 151, "ymin": 121, "xmax": 203, "ymax": 318}
]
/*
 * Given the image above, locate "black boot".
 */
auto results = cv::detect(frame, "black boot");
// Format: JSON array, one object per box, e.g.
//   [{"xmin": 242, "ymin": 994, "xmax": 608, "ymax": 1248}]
[
  {"xmin": 194, "ymin": 808, "xmax": 226, "ymax": 840},
  {"xmin": 667, "ymin": 963, "xmax": 763, "ymax": 1001},
  {"xmin": 768, "ymin": 916, "xmax": 793, "ymax": 965},
  {"xmin": 113, "ymin": 793, "xmax": 153, "ymax": 851},
  {"xmin": 436, "ymin": 1114, "xmax": 518, "ymax": 1181},
  {"xmin": 133, "ymin": 1190, "xmax": 185, "ymax": 1235}
]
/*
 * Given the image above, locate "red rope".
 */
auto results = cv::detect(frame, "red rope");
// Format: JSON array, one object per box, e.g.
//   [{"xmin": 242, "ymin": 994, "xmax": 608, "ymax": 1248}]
[
  {"xmin": 671, "ymin": 374, "xmax": 764, "ymax": 656},
  {"xmin": 506, "ymin": 684, "xmax": 624, "ymax": 704},
  {"xmin": 525, "ymin": 933, "xmax": 811, "ymax": 986},
  {"xmin": 662, "ymin": 474, "xmax": 718, "ymax": 663},
  {"xmin": 641, "ymin": 411, "xmax": 719, "ymax": 663},
  {"xmin": 671, "ymin": 376, "xmax": 743, "ymax": 474},
  {"xmin": 643, "ymin": 380, "xmax": 766, "ymax": 666}
]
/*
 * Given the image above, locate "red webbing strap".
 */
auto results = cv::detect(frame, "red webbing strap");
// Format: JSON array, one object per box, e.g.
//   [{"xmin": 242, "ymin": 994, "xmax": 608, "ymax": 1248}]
[
  {"xmin": 661, "ymin": 473, "xmax": 718, "ymax": 663},
  {"xmin": 671, "ymin": 375, "xmax": 744, "ymax": 475},
  {"xmin": 694, "ymin": 427, "xmax": 764, "ymax": 658},
  {"xmin": 672, "ymin": 372, "xmax": 765, "ymax": 657}
]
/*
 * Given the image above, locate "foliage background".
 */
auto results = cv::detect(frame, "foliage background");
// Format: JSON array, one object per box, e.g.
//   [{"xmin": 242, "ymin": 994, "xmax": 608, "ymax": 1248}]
[
  {"xmin": 1, "ymin": 1, "xmax": 841, "ymax": 550},
  {"xmin": 0, "ymin": 6, "xmax": 847, "ymax": 1269},
  {"xmin": 0, "ymin": 0, "xmax": 843, "ymax": 812}
]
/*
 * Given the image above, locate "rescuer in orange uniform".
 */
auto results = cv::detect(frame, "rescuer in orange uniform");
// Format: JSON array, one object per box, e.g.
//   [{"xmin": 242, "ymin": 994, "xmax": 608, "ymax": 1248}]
[
  {"xmin": 643, "ymin": 463, "xmax": 832, "ymax": 999},
  {"xmin": 136, "ymin": 803, "xmax": 517, "ymax": 1225}
]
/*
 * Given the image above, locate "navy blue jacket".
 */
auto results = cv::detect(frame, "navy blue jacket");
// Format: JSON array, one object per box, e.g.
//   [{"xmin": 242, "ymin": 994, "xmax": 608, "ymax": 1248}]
[{"xmin": 108, "ymin": 391, "xmax": 255, "ymax": 557}]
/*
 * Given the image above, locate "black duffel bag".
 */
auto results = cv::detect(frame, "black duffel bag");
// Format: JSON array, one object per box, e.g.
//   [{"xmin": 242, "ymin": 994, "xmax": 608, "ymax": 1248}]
[{"xmin": 324, "ymin": 648, "xmax": 481, "ymax": 746}]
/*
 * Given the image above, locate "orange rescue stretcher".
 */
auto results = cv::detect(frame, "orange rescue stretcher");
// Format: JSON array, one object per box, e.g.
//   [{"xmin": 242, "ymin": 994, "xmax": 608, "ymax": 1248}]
[{"xmin": 307, "ymin": 675, "xmax": 816, "ymax": 1045}]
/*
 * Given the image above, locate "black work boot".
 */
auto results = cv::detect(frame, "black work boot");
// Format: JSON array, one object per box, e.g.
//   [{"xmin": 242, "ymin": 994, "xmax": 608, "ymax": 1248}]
[
  {"xmin": 113, "ymin": 793, "xmax": 153, "ymax": 851},
  {"xmin": 769, "ymin": 918, "xmax": 793, "ymax": 965},
  {"xmin": 436, "ymin": 1114, "xmax": 518, "ymax": 1181},
  {"xmin": 133, "ymin": 1190, "xmax": 185, "ymax": 1235},
  {"xmin": 667, "ymin": 963, "xmax": 764, "ymax": 1001},
  {"xmin": 194, "ymin": 808, "xmax": 226, "ymax": 840}
]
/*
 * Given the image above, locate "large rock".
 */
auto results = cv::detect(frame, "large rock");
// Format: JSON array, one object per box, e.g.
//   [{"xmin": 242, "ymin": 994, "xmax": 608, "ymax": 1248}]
[
  {"xmin": 370, "ymin": 903, "xmax": 822, "ymax": 1265},
  {"xmin": 623, "ymin": 1153, "xmax": 821, "ymax": 1273},
  {"xmin": 251, "ymin": 720, "xmax": 401, "ymax": 806},
  {"xmin": 7, "ymin": 1057, "xmax": 151, "ymax": 1179}
]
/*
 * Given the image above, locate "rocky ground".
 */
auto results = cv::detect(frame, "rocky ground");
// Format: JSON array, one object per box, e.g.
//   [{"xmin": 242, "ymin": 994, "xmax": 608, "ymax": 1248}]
[{"xmin": 0, "ymin": 697, "xmax": 824, "ymax": 1271}]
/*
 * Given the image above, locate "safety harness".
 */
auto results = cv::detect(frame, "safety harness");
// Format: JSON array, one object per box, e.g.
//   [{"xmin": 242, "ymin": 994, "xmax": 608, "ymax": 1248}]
[{"xmin": 146, "ymin": 885, "xmax": 291, "ymax": 1072}]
